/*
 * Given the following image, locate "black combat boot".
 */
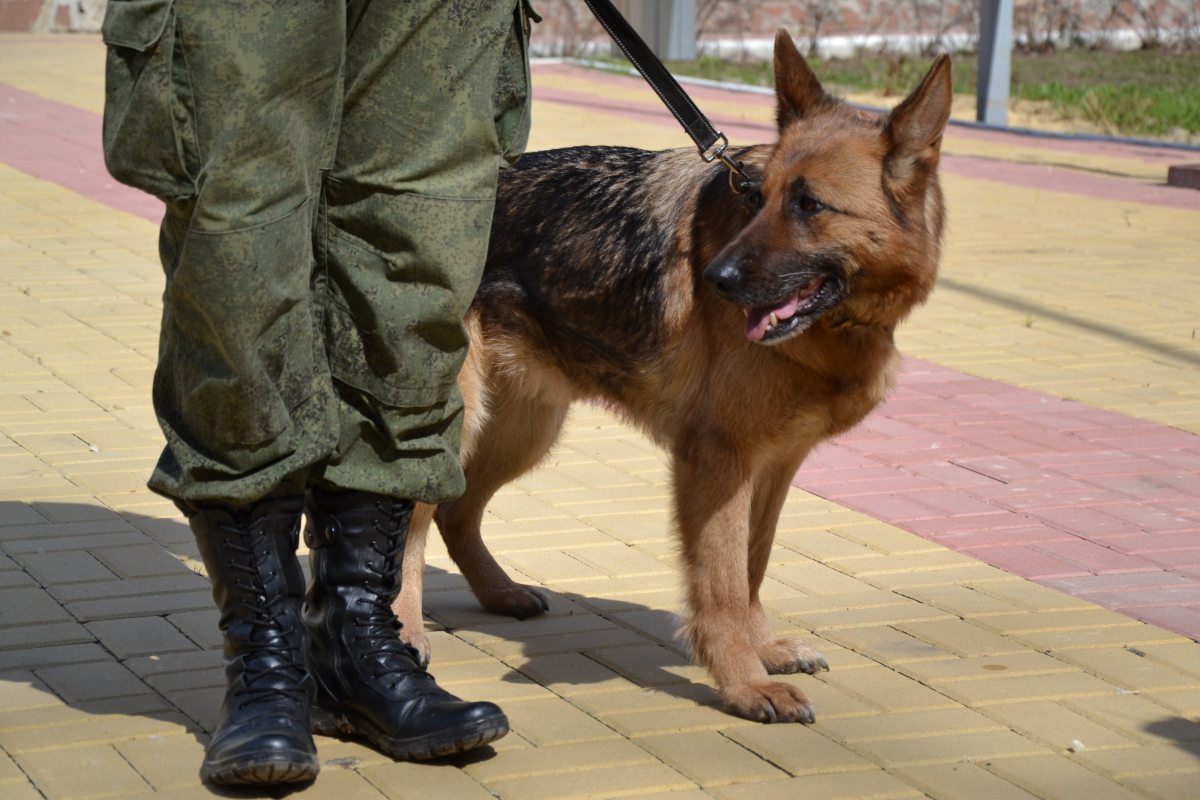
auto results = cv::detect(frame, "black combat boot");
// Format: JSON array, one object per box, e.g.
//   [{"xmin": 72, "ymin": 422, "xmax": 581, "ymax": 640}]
[
  {"xmin": 189, "ymin": 491, "xmax": 319, "ymax": 786},
  {"xmin": 303, "ymin": 487, "xmax": 509, "ymax": 759}
]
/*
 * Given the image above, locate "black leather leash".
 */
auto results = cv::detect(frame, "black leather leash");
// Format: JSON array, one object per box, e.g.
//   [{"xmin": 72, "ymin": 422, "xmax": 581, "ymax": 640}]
[{"xmin": 582, "ymin": 0, "xmax": 756, "ymax": 193}]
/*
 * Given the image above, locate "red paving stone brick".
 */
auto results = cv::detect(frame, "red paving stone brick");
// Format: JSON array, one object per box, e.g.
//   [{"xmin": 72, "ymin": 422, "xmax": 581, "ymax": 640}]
[
  {"xmin": 0, "ymin": 83, "xmax": 161, "ymax": 222},
  {"xmin": 793, "ymin": 358, "xmax": 1200, "ymax": 640}
]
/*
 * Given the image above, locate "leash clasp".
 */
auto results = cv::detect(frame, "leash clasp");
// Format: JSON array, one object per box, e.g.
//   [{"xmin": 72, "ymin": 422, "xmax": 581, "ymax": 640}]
[{"xmin": 701, "ymin": 132, "xmax": 756, "ymax": 195}]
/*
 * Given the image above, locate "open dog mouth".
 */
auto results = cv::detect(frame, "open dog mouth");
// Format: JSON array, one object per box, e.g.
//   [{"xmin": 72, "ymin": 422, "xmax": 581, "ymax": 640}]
[{"xmin": 744, "ymin": 274, "xmax": 842, "ymax": 344}]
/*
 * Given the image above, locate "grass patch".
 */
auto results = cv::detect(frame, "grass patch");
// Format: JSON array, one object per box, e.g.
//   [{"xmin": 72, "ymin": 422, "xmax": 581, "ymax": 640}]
[{"xmin": 598, "ymin": 49, "xmax": 1200, "ymax": 138}]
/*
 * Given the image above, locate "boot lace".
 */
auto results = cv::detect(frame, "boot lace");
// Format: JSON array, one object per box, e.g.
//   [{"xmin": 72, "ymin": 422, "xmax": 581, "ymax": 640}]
[
  {"xmin": 223, "ymin": 527, "xmax": 309, "ymax": 709},
  {"xmin": 350, "ymin": 502, "xmax": 429, "ymax": 689}
]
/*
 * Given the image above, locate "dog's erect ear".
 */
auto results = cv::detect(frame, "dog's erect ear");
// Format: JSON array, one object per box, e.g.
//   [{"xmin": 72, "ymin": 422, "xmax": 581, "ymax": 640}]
[
  {"xmin": 882, "ymin": 55, "xmax": 953, "ymax": 194},
  {"xmin": 773, "ymin": 30, "xmax": 830, "ymax": 128}
]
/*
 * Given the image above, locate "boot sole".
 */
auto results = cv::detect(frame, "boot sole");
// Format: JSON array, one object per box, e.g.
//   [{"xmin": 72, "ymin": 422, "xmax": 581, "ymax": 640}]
[
  {"xmin": 311, "ymin": 706, "xmax": 508, "ymax": 760},
  {"xmin": 201, "ymin": 751, "xmax": 319, "ymax": 786}
]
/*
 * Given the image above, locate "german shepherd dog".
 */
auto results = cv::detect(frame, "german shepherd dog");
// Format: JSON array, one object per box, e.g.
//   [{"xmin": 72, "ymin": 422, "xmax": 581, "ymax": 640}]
[{"xmin": 396, "ymin": 32, "xmax": 951, "ymax": 724}]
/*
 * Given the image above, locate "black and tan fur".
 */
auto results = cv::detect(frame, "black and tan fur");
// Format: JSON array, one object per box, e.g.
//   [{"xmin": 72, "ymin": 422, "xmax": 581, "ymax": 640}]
[{"xmin": 395, "ymin": 32, "xmax": 952, "ymax": 723}]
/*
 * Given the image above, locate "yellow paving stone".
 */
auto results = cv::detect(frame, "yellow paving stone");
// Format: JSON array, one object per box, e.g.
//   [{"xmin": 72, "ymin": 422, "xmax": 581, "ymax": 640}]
[
  {"xmin": 783, "ymin": 596, "xmax": 953, "ymax": 631},
  {"xmin": 708, "ymin": 769, "xmax": 924, "ymax": 800},
  {"xmin": 0, "ymin": 707, "xmax": 192, "ymax": 754},
  {"xmin": 574, "ymin": 511, "xmax": 673, "ymax": 544},
  {"xmin": 498, "ymin": 549, "xmax": 609, "ymax": 583},
  {"xmin": 897, "ymin": 618, "xmax": 1033, "ymax": 658},
  {"xmin": 507, "ymin": 652, "xmax": 636, "ymax": 696},
  {"xmin": 970, "ymin": 580, "xmax": 1097, "ymax": 613},
  {"xmin": 933, "ymin": 671, "xmax": 1124, "ymax": 708},
  {"xmin": 563, "ymin": 543, "xmax": 674, "ymax": 578},
  {"xmin": 608, "ymin": 607, "xmax": 683, "ymax": 645},
  {"xmin": 768, "ymin": 588, "xmax": 930, "ymax": 616},
  {"xmin": 15, "ymin": 551, "xmax": 116, "ymax": 585},
  {"xmin": 1142, "ymin": 686, "xmax": 1200, "ymax": 716},
  {"xmin": 979, "ymin": 700, "xmax": 1143, "ymax": 753},
  {"xmin": 820, "ymin": 625, "xmax": 956, "ymax": 664},
  {"xmin": 357, "ymin": 760, "xmax": 489, "ymax": 799},
  {"xmin": 16, "ymin": 744, "xmax": 154, "ymax": 799},
  {"xmin": 0, "ymin": 585, "xmax": 77, "ymax": 628},
  {"xmin": 826, "ymin": 522, "xmax": 946, "ymax": 556},
  {"xmin": 818, "ymin": 707, "xmax": 1008, "ymax": 744},
  {"xmin": 890, "ymin": 762, "xmax": 1041, "ymax": 800},
  {"xmin": 587, "ymin": 643, "xmax": 706, "ymax": 687},
  {"xmin": 113, "ymin": 735, "xmax": 206, "ymax": 792},
  {"xmin": 899, "ymin": 583, "xmax": 1028, "ymax": 618},
  {"xmin": 864, "ymin": 562, "xmax": 1018, "ymax": 591},
  {"xmin": 800, "ymin": 676, "xmax": 885, "ymax": 719},
  {"xmin": 898, "ymin": 652, "xmax": 1080, "ymax": 684},
  {"xmin": 457, "ymin": 610, "xmax": 618, "ymax": 644},
  {"xmin": 1073, "ymin": 744, "xmax": 1200, "ymax": 779},
  {"xmin": 640, "ymin": 730, "xmax": 793, "ymax": 787},
  {"xmin": 2, "ymin": 777, "xmax": 69, "ymax": 800},
  {"xmin": 483, "ymin": 761, "xmax": 696, "ymax": 800},
  {"xmin": 972, "ymin": 608, "xmax": 1159, "ymax": 636},
  {"xmin": 1018, "ymin": 623, "xmax": 1190, "ymax": 652},
  {"xmin": 552, "ymin": 461, "xmax": 654, "ymax": 492},
  {"xmin": 816, "ymin": 666, "xmax": 960, "ymax": 713},
  {"xmin": 1125, "ymin": 771, "xmax": 1200, "ymax": 800},
  {"xmin": 566, "ymin": 684, "xmax": 716, "ymax": 718},
  {"xmin": 0, "ymin": 748, "xmax": 26, "ymax": 784},
  {"xmin": 1056, "ymin": 646, "xmax": 1200, "ymax": 692},
  {"xmin": 463, "ymin": 738, "xmax": 658, "ymax": 783},
  {"xmin": 1063, "ymin": 692, "xmax": 1200, "ymax": 749},
  {"xmin": 983, "ymin": 754, "xmax": 1148, "ymax": 800},
  {"xmin": 770, "ymin": 560, "xmax": 884, "ymax": 595},
  {"xmin": 621, "ymin": 792, "xmax": 719, "ymax": 800},
  {"xmin": 90, "ymin": 544, "xmax": 189, "ymax": 579},
  {"xmin": 418, "ymin": 630, "xmax": 496, "ymax": 665},
  {"xmin": 463, "ymin": 624, "xmax": 650, "ymax": 660},
  {"xmin": 500, "ymin": 696, "xmax": 622, "ymax": 746},
  {"xmin": 83, "ymin": 618, "xmax": 197, "ymax": 661},
  {"xmin": 723, "ymin": 724, "xmax": 878, "ymax": 776},
  {"xmin": 853, "ymin": 728, "xmax": 1049, "ymax": 768},
  {"xmin": 601, "ymin": 703, "xmax": 760, "ymax": 739}
]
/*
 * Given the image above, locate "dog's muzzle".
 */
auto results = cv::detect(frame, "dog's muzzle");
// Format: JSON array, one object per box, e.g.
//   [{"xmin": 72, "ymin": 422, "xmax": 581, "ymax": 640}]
[{"xmin": 703, "ymin": 254, "xmax": 847, "ymax": 345}]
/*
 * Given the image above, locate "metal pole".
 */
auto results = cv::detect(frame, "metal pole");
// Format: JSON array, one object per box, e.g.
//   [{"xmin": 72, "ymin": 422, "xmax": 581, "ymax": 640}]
[
  {"xmin": 615, "ymin": 0, "xmax": 696, "ymax": 61},
  {"xmin": 977, "ymin": 0, "xmax": 1013, "ymax": 126}
]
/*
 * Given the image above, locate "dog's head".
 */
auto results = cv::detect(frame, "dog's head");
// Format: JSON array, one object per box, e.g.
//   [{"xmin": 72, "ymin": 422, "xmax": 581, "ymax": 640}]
[{"xmin": 703, "ymin": 32, "xmax": 951, "ymax": 345}]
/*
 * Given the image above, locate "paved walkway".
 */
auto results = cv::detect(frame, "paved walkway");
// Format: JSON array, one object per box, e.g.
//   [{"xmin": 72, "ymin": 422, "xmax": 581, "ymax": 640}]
[{"xmin": 2, "ymin": 33, "xmax": 1200, "ymax": 800}]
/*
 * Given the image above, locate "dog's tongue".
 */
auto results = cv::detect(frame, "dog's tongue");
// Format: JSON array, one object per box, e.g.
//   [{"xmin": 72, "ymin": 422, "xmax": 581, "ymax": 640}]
[{"xmin": 746, "ymin": 293, "xmax": 802, "ymax": 342}]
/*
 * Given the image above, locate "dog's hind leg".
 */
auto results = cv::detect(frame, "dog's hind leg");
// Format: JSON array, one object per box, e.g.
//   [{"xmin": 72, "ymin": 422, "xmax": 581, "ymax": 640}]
[
  {"xmin": 436, "ymin": 371, "xmax": 569, "ymax": 620},
  {"xmin": 747, "ymin": 457, "xmax": 829, "ymax": 677}
]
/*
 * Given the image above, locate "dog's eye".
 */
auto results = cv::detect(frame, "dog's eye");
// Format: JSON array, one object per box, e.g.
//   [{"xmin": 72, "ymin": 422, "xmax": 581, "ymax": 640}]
[
  {"xmin": 792, "ymin": 193, "xmax": 824, "ymax": 217},
  {"xmin": 743, "ymin": 189, "xmax": 763, "ymax": 213}
]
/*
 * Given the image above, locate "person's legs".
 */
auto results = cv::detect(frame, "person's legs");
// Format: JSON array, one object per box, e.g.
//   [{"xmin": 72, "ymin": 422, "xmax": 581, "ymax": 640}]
[
  {"xmin": 103, "ymin": 0, "xmax": 346, "ymax": 784},
  {"xmin": 314, "ymin": 0, "xmax": 532, "ymax": 502},
  {"xmin": 301, "ymin": 0, "xmax": 533, "ymax": 758}
]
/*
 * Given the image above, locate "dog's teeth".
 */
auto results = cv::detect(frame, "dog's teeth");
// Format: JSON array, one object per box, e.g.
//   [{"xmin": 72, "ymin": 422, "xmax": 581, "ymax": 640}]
[{"xmin": 768, "ymin": 312, "xmax": 779, "ymax": 328}]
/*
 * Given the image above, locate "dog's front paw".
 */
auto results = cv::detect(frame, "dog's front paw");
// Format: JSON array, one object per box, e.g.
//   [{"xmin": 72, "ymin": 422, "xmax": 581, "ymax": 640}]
[
  {"xmin": 399, "ymin": 626, "xmax": 432, "ymax": 668},
  {"xmin": 723, "ymin": 680, "xmax": 816, "ymax": 724},
  {"xmin": 480, "ymin": 584, "xmax": 550, "ymax": 620},
  {"xmin": 757, "ymin": 637, "xmax": 830, "ymax": 675}
]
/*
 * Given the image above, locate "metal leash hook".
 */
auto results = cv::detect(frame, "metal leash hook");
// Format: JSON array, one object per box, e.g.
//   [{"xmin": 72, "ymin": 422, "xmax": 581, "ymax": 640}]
[
  {"xmin": 701, "ymin": 133, "xmax": 756, "ymax": 195},
  {"xmin": 582, "ymin": 0, "xmax": 758, "ymax": 196}
]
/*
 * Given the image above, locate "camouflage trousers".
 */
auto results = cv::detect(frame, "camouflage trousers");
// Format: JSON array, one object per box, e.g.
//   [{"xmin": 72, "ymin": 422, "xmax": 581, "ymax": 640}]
[{"xmin": 101, "ymin": 0, "xmax": 533, "ymax": 507}]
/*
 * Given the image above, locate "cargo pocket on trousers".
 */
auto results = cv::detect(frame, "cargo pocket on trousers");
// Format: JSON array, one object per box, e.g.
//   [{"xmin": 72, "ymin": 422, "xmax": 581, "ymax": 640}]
[
  {"xmin": 321, "ymin": 192, "xmax": 492, "ymax": 411},
  {"xmin": 102, "ymin": 0, "xmax": 197, "ymax": 200},
  {"xmin": 493, "ymin": 0, "xmax": 537, "ymax": 168},
  {"xmin": 157, "ymin": 201, "xmax": 319, "ymax": 451}
]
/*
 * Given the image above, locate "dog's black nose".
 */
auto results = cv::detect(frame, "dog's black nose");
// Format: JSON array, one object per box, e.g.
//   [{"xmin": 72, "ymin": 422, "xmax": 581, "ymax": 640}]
[{"xmin": 703, "ymin": 259, "xmax": 744, "ymax": 296}]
